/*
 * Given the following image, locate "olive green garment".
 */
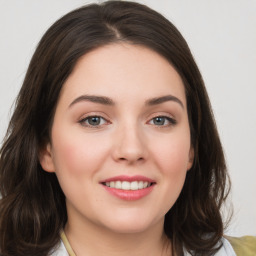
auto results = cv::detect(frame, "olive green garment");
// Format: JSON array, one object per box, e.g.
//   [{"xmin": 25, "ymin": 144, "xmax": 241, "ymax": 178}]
[{"xmin": 226, "ymin": 236, "xmax": 256, "ymax": 256}]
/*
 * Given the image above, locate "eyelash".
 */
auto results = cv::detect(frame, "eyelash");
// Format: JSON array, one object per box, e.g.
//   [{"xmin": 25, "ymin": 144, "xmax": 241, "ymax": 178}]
[
  {"xmin": 79, "ymin": 115, "xmax": 176, "ymax": 128},
  {"xmin": 148, "ymin": 116, "xmax": 177, "ymax": 127},
  {"xmin": 79, "ymin": 116, "xmax": 109, "ymax": 128}
]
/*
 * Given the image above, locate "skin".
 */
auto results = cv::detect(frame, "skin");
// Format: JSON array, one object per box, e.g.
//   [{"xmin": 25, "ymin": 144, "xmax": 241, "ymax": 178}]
[{"xmin": 40, "ymin": 43, "xmax": 194, "ymax": 256}]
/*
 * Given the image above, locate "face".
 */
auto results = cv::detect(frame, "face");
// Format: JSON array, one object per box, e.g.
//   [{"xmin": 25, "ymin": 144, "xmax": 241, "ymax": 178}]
[{"xmin": 40, "ymin": 43, "xmax": 194, "ymax": 234}]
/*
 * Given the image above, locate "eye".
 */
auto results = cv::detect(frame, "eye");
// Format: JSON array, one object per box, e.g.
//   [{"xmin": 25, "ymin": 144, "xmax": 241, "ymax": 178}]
[
  {"xmin": 149, "ymin": 116, "xmax": 176, "ymax": 126},
  {"xmin": 79, "ymin": 116, "xmax": 108, "ymax": 127}
]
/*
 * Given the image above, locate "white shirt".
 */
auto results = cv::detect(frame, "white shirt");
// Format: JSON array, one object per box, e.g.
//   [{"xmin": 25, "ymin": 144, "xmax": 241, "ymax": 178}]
[
  {"xmin": 49, "ymin": 241, "xmax": 69, "ymax": 256},
  {"xmin": 51, "ymin": 237, "xmax": 236, "ymax": 256}
]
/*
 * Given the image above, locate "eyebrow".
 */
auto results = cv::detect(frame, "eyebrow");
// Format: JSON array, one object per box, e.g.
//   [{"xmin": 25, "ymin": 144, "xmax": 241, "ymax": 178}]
[
  {"xmin": 69, "ymin": 94, "xmax": 184, "ymax": 109},
  {"xmin": 69, "ymin": 95, "xmax": 114, "ymax": 108},
  {"xmin": 145, "ymin": 95, "xmax": 184, "ymax": 108}
]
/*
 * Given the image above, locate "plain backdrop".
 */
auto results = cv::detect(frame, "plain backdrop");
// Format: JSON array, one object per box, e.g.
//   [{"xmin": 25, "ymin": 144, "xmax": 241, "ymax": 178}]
[{"xmin": 0, "ymin": 0, "xmax": 255, "ymax": 236}]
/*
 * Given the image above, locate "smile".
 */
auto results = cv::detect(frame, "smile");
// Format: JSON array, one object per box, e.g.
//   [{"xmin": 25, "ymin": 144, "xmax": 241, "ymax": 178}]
[
  {"xmin": 103, "ymin": 181, "xmax": 152, "ymax": 190},
  {"xmin": 100, "ymin": 175, "xmax": 156, "ymax": 200}
]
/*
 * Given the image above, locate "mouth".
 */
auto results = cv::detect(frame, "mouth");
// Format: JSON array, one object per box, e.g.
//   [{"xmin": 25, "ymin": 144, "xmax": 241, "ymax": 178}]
[
  {"xmin": 102, "ymin": 180, "xmax": 155, "ymax": 190},
  {"xmin": 100, "ymin": 175, "xmax": 156, "ymax": 200}
]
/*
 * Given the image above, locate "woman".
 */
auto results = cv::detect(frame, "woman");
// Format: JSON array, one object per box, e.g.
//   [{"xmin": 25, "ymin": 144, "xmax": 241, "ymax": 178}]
[{"xmin": 0, "ymin": 1, "xmax": 255, "ymax": 255}]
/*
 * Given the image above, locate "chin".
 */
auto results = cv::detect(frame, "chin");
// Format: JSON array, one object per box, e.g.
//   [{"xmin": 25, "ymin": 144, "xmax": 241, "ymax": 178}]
[
  {"xmin": 106, "ymin": 222, "xmax": 152, "ymax": 234},
  {"xmin": 100, "ymin": 212, "xmax": 163, "ymax": 234}
]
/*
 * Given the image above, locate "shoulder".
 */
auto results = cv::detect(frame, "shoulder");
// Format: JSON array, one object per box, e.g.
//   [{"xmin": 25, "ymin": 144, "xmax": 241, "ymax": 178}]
[
  {"xmin": 183, "ymin": 237, "xmax": 236, "ymax": 256},
  {"xmin": 218, "ymin": 237, "xmax": 237, "ymax": 255},
  {"xmin": 225, "ymin": 235, "xmax": 256, "ymax": 256},
  {"xmin": 49, "ymin": 235, "xmax": 256, "ymax": 256}
]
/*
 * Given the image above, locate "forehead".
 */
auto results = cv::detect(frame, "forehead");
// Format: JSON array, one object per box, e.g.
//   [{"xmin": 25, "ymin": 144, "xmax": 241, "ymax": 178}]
[{"xmin": 60, "ymin": 43, "xmax": 186, "ymax": 107}]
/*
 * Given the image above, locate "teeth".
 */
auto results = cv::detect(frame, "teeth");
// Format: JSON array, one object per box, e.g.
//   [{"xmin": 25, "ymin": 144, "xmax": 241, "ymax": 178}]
[
  {"xmin": 115, "ymin": 181, "xmax": 122, "ymax": 189},
  {"xmin": 143, "ymin": 182, "xmax": 148, "ymax": 188},
  {"xmin": 130, "ymin": 181, "xmax": 138, "ymax": 190},
  {"xmin": 138, "ymin": 181, "xmax": 144, "ymax": 189},
  {"xmin": 104, "ymin": 181, "xmax": 152, "ymax": 190}
]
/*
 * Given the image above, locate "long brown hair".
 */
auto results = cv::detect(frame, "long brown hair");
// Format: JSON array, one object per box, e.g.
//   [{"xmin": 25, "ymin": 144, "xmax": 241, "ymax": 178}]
[{"xmin": 0, "ymin": 1, "xmax": 231, "ymax": 255}]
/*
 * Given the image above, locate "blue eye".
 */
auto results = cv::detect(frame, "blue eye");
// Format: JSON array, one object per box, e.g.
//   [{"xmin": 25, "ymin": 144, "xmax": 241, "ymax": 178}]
[
  {"xmin": 149, "ymin": 116, "xmax": 176, "ymax": 126},
  {"xmin": 80, "ymin": 116, "xmax": 107, "ymax": 127}
]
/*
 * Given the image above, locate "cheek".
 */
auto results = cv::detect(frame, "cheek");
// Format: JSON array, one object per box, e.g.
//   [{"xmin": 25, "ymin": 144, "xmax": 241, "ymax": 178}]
[
  {"xmin": 151, "ymin": 135, "xmax": 190, "ymax": 214},
  {"xmin": 152, "ymin": 134, "xmax": 191, "ymax": 174},
  {"xmin": 51, "ymin": 128, "xmax": 110, "ymax": 177}
]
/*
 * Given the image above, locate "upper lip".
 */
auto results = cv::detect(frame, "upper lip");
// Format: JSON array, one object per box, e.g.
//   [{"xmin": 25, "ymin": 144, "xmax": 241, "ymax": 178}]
[{"xmin": 100, "ymin": 175, "xmax": 156, "ymax": 183}]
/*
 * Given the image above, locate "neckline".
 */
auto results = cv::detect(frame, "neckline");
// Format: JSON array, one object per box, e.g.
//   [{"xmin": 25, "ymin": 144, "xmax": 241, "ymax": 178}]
[{"xmin": 60, "ymin": 230, "xmax": 77, "ymax": 256}]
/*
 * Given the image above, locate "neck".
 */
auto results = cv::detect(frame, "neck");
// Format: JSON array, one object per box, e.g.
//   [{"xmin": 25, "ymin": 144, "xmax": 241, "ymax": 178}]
[{"xmin": 64, "ymin": 216, "xmax": 172, "ymax": 256}]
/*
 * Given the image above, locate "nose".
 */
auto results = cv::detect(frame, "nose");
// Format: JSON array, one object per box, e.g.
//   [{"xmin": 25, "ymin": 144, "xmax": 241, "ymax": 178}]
[{"xmin": 112, "ymin": 124, "xmax": 148, "ymax": 164}]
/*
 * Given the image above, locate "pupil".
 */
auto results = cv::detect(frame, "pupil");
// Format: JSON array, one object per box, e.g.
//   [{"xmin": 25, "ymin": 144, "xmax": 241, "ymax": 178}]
[
  {"xmin": 154, "ymin": 117, "xmax": 164, "ymax": 125},
  {"xmin": 89, "ymin": 117, "xmax": 100, "ymax": 125}
]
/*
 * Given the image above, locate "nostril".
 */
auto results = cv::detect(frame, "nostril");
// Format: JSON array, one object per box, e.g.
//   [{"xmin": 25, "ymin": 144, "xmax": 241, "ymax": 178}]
[{"xmin": 118, "ymin": 157, "xmax": 144, "ymax": 162}]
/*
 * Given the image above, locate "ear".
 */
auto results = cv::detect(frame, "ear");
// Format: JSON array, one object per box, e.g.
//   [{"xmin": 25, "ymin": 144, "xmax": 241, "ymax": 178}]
[
  {"xmin": 39, "ymin": 143, "xmax": 55, "ymax": 173},
  {"xmin": 187, "ymin": 147, "xmax": 194, "ymax": 171}
]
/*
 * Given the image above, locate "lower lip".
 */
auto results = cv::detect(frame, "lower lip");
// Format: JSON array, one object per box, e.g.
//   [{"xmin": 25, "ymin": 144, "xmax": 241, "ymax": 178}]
[{"xmin": 102, "ymin": 185, "xmax": 155, "ymax": 201}]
